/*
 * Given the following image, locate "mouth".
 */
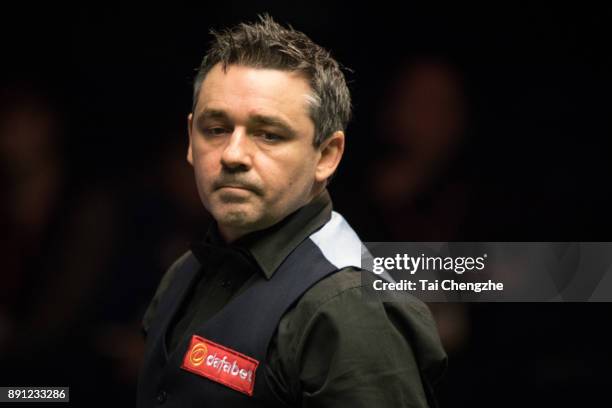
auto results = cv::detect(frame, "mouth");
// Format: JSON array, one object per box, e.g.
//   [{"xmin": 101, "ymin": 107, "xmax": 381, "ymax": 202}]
[
  {"xmin": 214, "ymin": 180, "xmax": 260, "ymax": 195},
  {"xmin": 216, "ymin": 185, "xmax": 257, "ymax": 196},
  {"xmin": 217, "ymin": 184, "xmax": 251, "ymax": 191},
  {"xmin": 215, "ymin": 185, "xmax": 255, "ymax": 202}
]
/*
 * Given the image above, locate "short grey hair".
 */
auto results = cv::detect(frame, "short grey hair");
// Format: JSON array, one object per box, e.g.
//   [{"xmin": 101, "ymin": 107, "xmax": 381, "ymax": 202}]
[{"xmin": 192, "ymin": 14, "xmax": 352, "ymax": 147}]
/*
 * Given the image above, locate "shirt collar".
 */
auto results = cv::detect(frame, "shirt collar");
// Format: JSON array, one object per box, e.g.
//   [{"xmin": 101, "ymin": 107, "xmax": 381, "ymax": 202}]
[{"xmin": 191, "ymin": 189, "xmax": 333, "ymax": 280}]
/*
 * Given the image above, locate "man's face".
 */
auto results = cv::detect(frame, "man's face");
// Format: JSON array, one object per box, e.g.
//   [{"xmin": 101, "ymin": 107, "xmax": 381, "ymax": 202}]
[{"xmin": 188, "ymin": 64, "xmax": 325, "ymax": 241}]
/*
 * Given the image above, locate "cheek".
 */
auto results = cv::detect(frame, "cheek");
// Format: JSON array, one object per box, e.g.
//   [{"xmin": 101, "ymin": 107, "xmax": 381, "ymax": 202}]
[
  {"xmin": 192, "ymin": 152, "xmax": 220, "ymax": 188},
  {"xmin": 261, "ymin": 151, "xmax": 316, "ymax": 193}
]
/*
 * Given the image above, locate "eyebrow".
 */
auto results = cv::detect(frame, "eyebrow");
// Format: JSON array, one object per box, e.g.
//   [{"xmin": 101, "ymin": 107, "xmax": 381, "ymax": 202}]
[
  {"xmin": 197, "ymin": 109, "xmax": 230, "ymax": 123},
  {"xmin": 196, "ymin": 108, "xmax": 297, "ymax": 137}
]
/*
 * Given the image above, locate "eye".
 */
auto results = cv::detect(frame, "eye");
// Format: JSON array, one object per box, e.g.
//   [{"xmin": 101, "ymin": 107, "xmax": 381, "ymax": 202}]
[
  {"xmin": 204, "ymin": 127, "xmax": 229, "ymax": 136},
  {"xmin": 257, "ymin": 132, "xmax": 283, "ymax": 142}
]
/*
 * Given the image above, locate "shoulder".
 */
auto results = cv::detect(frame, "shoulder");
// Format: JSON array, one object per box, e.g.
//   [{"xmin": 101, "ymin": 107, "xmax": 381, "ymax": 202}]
[
  {"xmin": 141, "ymin": 250, "xmax": 195, "ymax": 336},
  {"xmin": 281, "ymin": 266, "xmax": 446, "ymax": 367},
  {"xmin": 290, "ymin": 267, "xmax": 438, "ymax": 332},
  {"xmin": 271, "ymin": 268, "xmax": 448, "ymax": 404},
  {"xmin": 292, "ymin": 267, "xmax": 363, "ymax": 314},
  {"xmin": 152, "ymin": 250, "xmax": 195, "ymax": 303}
]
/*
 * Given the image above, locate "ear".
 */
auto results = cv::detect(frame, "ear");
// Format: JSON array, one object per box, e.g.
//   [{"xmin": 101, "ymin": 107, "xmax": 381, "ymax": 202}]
[
  {"xmin": 187, "ymin": 113, "xmax": 194, "ymax": 165},
  {"xmin": 315, "ymin": 130, "xmax": 345, "ymax": 183}
]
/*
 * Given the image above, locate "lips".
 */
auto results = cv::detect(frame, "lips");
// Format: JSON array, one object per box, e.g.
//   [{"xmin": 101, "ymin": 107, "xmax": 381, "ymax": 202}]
[
  {"xmin": 214, "ymin": 181, "xmax": 260, "ymax": 195},
  {"xmin": 215, "ymin": 184, "xmax": 263, "ymax": 197},
  {"xmin": 218, "ymin": 185, "xmax": 252, "ymax": 191}
]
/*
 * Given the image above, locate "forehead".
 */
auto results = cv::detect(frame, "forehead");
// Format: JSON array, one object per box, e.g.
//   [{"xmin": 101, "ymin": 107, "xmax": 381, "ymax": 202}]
[{"xmin": 195, "ymin": 64, "xmax": 314, "ymax": 130}]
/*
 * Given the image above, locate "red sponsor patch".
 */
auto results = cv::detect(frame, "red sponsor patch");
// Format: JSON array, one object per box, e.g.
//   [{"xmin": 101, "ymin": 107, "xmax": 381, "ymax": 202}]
[{"xmin": 181, "ymin": 335, "xmax": 259, "ymax": 396}]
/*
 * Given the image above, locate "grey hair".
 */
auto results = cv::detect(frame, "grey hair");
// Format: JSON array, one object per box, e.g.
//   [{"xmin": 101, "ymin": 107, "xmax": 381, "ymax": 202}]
[{"xmin": 191, "ymin": 14, "xmax": 352, "ymax": 147}]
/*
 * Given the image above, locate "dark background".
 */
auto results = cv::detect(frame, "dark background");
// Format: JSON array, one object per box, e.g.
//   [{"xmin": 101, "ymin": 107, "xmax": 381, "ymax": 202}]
[{"xmin": 1, "ymin": 3, "xmax": 611, "ymax": 407}]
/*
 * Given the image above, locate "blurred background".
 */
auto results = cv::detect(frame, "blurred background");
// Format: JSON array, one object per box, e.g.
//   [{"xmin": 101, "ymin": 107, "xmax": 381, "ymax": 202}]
[{"xmin": 1, "ymin": 3, "xmax": 611, "ymax": 407}]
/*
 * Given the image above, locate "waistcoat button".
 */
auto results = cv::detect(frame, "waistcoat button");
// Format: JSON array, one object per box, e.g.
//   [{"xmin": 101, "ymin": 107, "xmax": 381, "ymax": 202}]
[{"xmin": 156, "ymin": 390, "xmax": 167, "ymax": 404}]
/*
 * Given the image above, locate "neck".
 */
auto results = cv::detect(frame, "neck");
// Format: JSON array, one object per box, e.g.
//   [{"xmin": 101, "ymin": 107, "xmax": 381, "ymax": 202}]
[{"xmin": 218, "ymin": 226, "xmax": 246, "ymax": 244}]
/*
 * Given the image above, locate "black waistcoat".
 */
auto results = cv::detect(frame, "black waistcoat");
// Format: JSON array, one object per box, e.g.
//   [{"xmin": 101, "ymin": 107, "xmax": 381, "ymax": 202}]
[{"xmin": 136, "ymin": 235, "xmax": 350, "ymax": 408}]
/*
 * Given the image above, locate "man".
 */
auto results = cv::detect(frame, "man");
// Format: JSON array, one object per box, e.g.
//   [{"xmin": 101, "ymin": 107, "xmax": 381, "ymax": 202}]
[{"xmin": 137, "ymin": 14, "xmax": 447, "ymax": 407}]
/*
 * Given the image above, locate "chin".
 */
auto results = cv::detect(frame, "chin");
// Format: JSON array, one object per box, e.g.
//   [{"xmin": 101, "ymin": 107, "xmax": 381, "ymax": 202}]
[
  {"xmin": 216, "ymin": 205, "xmax": 263, "ymax": 228},
  {"xmin": 218, "ymin": 210, "xmax": 250, "ymax": 225}
]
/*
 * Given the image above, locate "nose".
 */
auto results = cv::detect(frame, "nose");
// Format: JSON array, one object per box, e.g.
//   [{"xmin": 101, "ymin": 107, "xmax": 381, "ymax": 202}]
[{"xmin": 220, "ymin": 128, "xmax": 253, "ymax": 171}]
